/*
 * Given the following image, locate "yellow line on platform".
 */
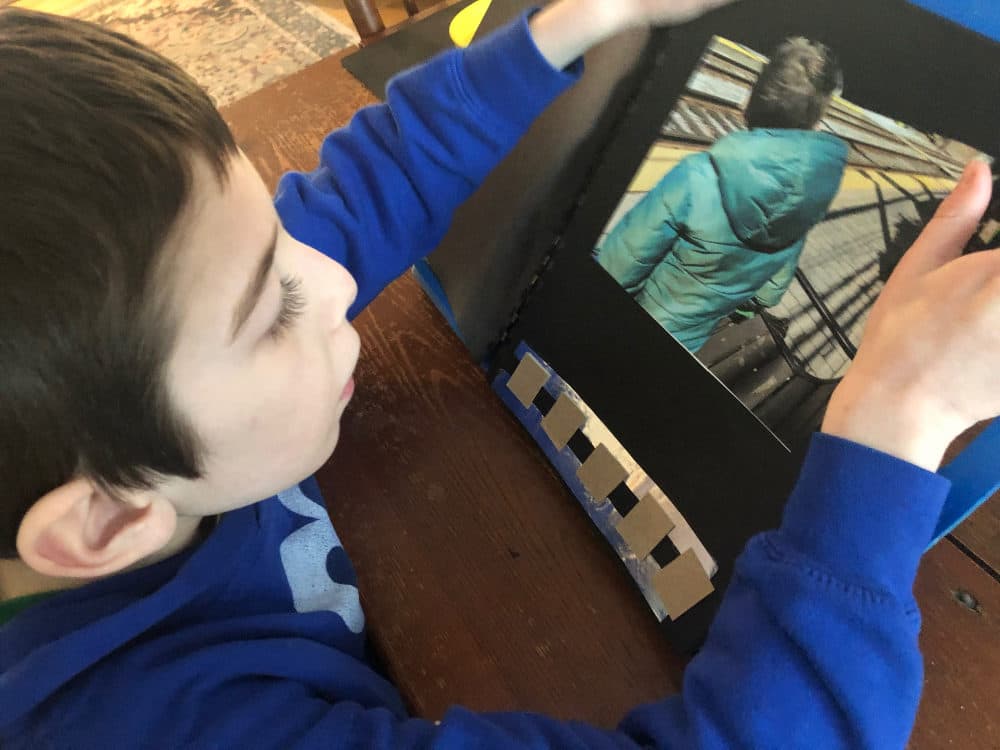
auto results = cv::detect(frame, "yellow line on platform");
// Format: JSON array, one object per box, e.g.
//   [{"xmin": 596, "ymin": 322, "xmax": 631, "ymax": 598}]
[
  {"xmin": 713, "ymin": 36, "xmax": 767, "ymax": 63},
  {"xmin": 627, "ymin": 144, "xmax": 701, "ymax": 192},
  {"xmin": 624, "ymin": 143, "xmax": 957, "ymax": 200}
]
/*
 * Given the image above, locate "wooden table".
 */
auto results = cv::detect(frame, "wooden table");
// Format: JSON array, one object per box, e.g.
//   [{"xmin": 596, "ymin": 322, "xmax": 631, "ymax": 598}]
[
  {"xmin": 222, "ymin": 48, "xmax": 999, "ymax": 749},
  {"xmin": 343, "ymin": 0, "xmax": 443, "ymax": 42}
]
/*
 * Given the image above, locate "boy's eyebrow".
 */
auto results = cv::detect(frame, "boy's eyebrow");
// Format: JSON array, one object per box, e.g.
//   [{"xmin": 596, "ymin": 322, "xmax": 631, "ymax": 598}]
[{"xmin": 230, "ymin": 224, "xmax": 279, "ymax": 342}]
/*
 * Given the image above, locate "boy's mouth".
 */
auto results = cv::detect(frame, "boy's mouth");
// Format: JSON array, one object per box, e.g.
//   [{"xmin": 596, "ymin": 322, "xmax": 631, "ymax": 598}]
[{"xmin": 340, "ymin": 377, "xmax": 355, "ymax": 402}]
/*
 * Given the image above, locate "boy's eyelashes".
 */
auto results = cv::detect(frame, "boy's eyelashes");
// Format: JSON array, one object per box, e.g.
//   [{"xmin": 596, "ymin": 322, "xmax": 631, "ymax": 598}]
[{"xmin": 267, "ymin": 274, "xmax": 306, "ymax": 341}]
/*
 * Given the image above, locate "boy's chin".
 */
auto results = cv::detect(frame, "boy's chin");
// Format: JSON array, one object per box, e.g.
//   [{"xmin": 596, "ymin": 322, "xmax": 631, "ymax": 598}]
[
  {"xmin": 279, "ymin": 406, "xmax": 345, "ymax": 490},
  {"xmin": 312, "ymin": 421, "xmax": 343, "ymax": 471}
]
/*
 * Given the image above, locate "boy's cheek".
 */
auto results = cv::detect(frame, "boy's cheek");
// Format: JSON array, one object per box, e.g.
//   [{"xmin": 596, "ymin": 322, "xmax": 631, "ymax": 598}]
[
  {"xmin": 174, "ymin": 400, "xmax": 342, "ymax": 514},
  {"xmin": 184, "ymin": 338, "xmax": 343, "ymax": 498}
]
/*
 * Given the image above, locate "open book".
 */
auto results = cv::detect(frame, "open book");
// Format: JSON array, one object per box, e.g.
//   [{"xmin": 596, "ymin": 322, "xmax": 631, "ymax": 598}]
[{"xmin": 348, "ymin": 0, "xmax": 999, "ymax": 651}]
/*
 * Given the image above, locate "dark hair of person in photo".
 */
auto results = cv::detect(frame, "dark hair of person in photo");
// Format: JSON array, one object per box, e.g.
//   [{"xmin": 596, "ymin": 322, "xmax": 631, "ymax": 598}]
[
  {"xmin": 745, "ymin": 37, "xmax": 844, "ymax": 131},
  {"xmin": 0, "ymin": 8, "xmax": 238, "ymax": 558}
]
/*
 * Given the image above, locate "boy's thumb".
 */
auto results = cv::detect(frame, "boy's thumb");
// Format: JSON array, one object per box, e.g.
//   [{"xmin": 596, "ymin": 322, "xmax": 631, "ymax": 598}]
[{"xmin": 893, "ymin": 159, "xmax": 993, "ymax": 281}]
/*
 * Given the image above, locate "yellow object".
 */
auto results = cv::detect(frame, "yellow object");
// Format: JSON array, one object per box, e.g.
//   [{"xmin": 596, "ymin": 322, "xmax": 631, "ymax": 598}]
[
  {"xmin": 12, "ymin": 0, "xmax": 98, "ymax": 16},
  {"xmin": 449, "ymin": 0, "xmax": 493, "ymax": 48}
]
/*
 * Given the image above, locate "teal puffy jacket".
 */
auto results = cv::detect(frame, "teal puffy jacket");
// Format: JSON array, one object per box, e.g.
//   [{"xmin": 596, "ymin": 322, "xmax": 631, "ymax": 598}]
[{"xmin": 597, "ymin": 129, "xmax": 848, "ymax": 352}]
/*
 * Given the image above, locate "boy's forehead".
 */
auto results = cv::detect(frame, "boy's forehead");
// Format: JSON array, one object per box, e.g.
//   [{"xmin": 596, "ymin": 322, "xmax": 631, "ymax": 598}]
[{"xmin": 168, "ymin": 153, "xmax": 274, "ymax": 339}]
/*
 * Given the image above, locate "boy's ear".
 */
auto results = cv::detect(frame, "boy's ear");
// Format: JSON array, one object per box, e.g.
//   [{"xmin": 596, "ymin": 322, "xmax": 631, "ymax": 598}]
[{"xmin": 16, "ymin": 478, "xmax": 177, "ymax": 579}]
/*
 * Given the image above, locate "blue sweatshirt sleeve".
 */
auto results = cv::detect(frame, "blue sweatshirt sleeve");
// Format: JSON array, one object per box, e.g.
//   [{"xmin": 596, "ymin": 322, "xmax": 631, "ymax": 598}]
[
  {"xmin": 620, "ymin": 433, "xmax": 951, "ymax": 749},
  {"xmin": 189, "ymin": 435, "xmax": 949, "ymax": 749},
  {"xmin": 273, "ymin": 13, "xmax": 580, "ymax": 319}
]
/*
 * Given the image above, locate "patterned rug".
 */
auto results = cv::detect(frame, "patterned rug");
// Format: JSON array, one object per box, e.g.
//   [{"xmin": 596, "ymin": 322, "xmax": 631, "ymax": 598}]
[{"xmin": 74, "ymin": 0, "xmax": 358, "ymax": 106}]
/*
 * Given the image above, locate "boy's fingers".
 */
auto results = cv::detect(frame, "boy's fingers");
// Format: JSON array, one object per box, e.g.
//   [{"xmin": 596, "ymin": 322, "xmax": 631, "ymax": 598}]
[
  {"xmin": 658, "ymin": 0, "xmax": 740, "ymax": 25},
  {"xmin": 892, "ymin": 160, "xmax": 993, "ymax": 282}
]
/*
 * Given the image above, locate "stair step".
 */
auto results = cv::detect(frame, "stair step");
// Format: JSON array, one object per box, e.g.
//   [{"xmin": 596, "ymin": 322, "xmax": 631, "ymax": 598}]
[
  {"xmin": 732, "ymin": 357, "xmax": 795, "ymax": 411},
  {"xmin": 754, "ymin": 373, "xmax": 818, "ymax": 429},
  {"xmin": 775, "ymin": 382, "xmax": 838, "ymax": 447},
  {"xmin": 709, "ymin": 328, "xmax": 780, "ymax": 387},
  {"xmin": 697, "ymin": 315, "xmax": 770, "ymax": 367}
]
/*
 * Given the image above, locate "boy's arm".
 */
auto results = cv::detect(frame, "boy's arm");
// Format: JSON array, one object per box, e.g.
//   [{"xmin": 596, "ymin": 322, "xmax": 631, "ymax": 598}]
[
  {"xmin": 273, "ymin": 12, "xmax": 580, "ymax": 318},
  {"xmin": 596, "ymin": 160, "xmax": 692, "ymax": 295}
]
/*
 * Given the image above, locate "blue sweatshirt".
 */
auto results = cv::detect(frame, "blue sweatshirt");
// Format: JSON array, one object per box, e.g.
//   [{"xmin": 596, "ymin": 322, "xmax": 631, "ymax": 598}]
[{"xmin": 0, "ymin": 15, "xmax": 952, "ymax": 749}]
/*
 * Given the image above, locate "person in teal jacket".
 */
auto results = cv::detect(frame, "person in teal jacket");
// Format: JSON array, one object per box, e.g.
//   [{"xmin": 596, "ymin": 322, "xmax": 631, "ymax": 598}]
[{"xmin": 597, "ymin": 37, "xmax": 849, "ymax": 352}]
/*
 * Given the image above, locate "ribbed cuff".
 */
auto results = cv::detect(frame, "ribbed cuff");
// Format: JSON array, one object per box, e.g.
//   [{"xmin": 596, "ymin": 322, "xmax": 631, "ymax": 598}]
[
  {"xmin": 460, "ymin": 10, "xmax": 583, "ymax": 132},
  {"xmin": 779, "ymin": 433, "xmax": 951, "ymax": 597}
]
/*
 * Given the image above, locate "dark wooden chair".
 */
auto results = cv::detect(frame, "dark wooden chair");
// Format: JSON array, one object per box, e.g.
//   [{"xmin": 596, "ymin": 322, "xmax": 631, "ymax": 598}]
[{"xmin": 344, "ymin": 0, "xmax": 431, "ymax": 43}]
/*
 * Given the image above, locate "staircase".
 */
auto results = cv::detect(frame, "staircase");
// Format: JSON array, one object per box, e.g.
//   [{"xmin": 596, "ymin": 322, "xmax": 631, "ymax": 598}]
[{"xmin": 697, "ymin": 314, "xmax": 840, "ymax": 448}]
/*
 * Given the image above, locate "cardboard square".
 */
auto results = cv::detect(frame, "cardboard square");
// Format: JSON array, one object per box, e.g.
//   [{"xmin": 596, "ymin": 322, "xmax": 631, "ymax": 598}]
[
  {"xmin": 540, "ymin": 394, "xmax": 586, "ymax": 450},
  {"xmin": 576, "ymin": 444, "xmax": 628, "ymax": 501},
  {"xmin": 616, "ymin": 493, "xmax": 676, "ymax": 560},
  {"xmin": 653, "ymin": 549, "xmax": 715, "ymax": 620},
  {"xmin": 506, "ymin": 354, "xmax": 550, "ymax": 408}
]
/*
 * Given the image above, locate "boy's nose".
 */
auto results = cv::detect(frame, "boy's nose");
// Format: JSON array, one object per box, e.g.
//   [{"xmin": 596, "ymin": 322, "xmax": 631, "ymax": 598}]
[
  {"xmin": 325, "ymin": 266, "xmax": 358, "ymax": 328},
  {"xmin": 338, "ymin": 272, "xmax": 359, "ymax": 320},
  {"xmin": 345, "ymin": 273, "xmax": 359, "ymax": 311}
]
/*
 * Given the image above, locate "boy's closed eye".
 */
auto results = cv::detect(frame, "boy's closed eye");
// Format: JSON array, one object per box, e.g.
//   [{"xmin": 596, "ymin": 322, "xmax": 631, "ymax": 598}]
[
  {"xmin": 230, "ymin": 221, "xmax": 281, "ymax": 345},
  {"xmin": 268, "ymin": 274, "xmax": 306, "ymax": 341}
]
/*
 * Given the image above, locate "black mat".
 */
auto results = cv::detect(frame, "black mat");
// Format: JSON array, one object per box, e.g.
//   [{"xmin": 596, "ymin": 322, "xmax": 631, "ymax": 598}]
[{"xmin": 343, "ymin": 0, "xmax": 536, "ymax": 98}]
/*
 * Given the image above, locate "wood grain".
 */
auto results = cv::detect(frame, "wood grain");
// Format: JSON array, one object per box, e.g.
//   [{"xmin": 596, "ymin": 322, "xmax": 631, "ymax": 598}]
[
  {"xmin": 912, "ymin": 541, "xmax": 999, "ymax": 749},
  {"xmin": 221, "ymin": 50, "xmax": 376, "ymax": 185},
  {"xmin": 222, "ymin": 47, "xmax": 998, "ymax": 746},
  {"xmin": 344, "ymin": 0, "xmax": 386, "ymax": 40},
  {"xmin": 952, "ymin": 502, "xmax": 1000, "ymax": 576}
]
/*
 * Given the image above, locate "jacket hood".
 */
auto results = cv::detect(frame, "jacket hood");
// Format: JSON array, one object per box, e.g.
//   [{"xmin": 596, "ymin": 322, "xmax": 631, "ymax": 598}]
[{"xmin": 709, "ymin": 129, "xmax": 848, "ymax": 251}]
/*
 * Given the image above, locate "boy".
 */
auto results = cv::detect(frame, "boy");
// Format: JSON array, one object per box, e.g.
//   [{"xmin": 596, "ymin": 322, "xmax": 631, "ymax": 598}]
[
  {"xmin": 1, "ymin": 2, "xmax": 997, "ymax": 747},
  {"xmin": 597, "ymin": 37, "xmax": 848, "ymax": 352}
]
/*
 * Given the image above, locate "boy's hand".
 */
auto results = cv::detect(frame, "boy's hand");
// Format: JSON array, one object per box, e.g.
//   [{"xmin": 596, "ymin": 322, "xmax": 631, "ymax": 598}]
[
  {"xmin": 620, "ymin": 0, "xmax": 741, "ymax": 27},
  {"xmin": 823, "ymin": 160, "xmax": 998, "ymax": 471},
  {"xmin": 530, "ymin": 0, "xmax": 738, "ymax": 71}
]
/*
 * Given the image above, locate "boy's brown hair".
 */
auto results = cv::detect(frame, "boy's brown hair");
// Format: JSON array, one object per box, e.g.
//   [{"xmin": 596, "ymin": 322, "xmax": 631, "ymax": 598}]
[
  {"xmin": 0, "ymin": 9, "xmax": 238, "ymax": 557},
  {"xmin": 745, "ymin": 37, "xmax": 844, "ymax": 131}
]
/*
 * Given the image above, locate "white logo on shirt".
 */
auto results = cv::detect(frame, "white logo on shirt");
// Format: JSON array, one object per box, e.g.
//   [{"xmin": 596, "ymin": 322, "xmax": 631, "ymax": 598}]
[{"xmin": 276, "ymin": 486, "xmax": 365, "ymax": 634}]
